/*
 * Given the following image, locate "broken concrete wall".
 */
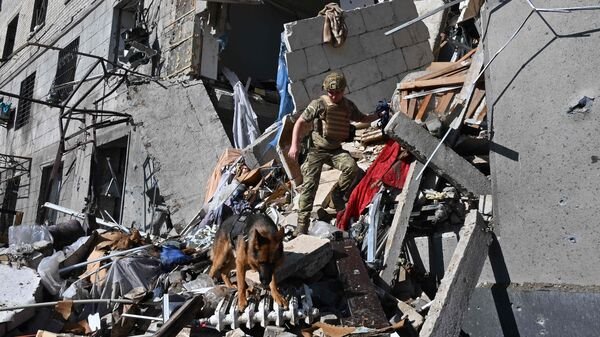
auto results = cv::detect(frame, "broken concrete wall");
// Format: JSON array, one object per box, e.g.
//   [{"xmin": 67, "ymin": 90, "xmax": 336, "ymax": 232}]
[
  {"xmin": 108, "ymin": 80, "xmax": 230, "ymax": 229},
  {"xmin": 413, "ymin": 0, "xmax": 448, "ymax": 57},
  {"xmin": 284, "ymin": 0, "xmax": 432, "ymax": 113},
  {"xmin": 463, "ymin": 0, "xmax": 600, "ymax": 334}
]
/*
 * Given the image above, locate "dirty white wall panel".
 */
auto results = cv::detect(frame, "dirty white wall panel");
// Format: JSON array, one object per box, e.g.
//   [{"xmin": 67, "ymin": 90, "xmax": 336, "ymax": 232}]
[
  {"xmin": 110, "ymin": 80, "xmax": 230, "ymax": 229},
  {"xmin": 283, "ymin": 0, "xmax": 431, "ymax": 113}
]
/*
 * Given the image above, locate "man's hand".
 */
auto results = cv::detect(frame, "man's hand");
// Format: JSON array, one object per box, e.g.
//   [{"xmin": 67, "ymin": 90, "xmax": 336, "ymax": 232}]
[{"xmin": 288, "ymin": 143, "xmax": 300, "ymax": 161}]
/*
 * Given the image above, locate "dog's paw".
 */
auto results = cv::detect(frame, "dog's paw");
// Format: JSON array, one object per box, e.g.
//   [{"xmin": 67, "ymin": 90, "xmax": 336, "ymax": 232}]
[
  {"xmin": 273, "ymin": 294, "xmax": 288, "ymax": 309},
  {"xmin": 237, "ymin": 296, "xmax": 248, "ymax": 312}
]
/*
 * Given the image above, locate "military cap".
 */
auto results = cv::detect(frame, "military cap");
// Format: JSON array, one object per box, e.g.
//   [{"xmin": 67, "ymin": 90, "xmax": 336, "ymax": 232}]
[{"xmin": 322, "ymin": 72, "xmax": 347, "ymax": 91}]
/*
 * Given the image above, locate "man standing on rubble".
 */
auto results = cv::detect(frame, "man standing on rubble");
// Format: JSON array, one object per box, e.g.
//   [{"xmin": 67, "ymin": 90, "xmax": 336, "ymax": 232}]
[{"xmin": 288, "ymin": 71, "xmax": 381, "ymax": 235}]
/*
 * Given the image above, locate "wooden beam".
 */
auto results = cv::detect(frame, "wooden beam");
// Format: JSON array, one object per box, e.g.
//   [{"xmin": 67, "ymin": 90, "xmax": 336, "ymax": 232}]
[
  {"xmin": 415, "ymin": 94, "xmax": 432, "ymax": 123},
  {"xmin": 435, "ymin": 92, "xmax": 455, "ymax": 116},
  {"xmin": 465, "ymin": 88, "xmax": 485, "ymax": 119},
  {"xmin": 381, "ymin": 161, "xmax": 422, "ymax": 284},
  {"xmin": 154, "ymin": 296, "xmax": 203, "ymax": 337},
  {"xmin": 416, "ymin": 60, "xmax": 471, "ymax": 81},
  {"xmin": 400, "ymin": 90, "xmax": 409, "ymax": 115},
  {"xmin": 407, "ymin": 98, "xmax": 418, "ymax": 118},
  {"xmin": 400, "ymin": 76, "xmax": 466, "ymax": 90},
  {"xmin": 419, "ymin": 211, "xmax": 492, "ymax": 337}
]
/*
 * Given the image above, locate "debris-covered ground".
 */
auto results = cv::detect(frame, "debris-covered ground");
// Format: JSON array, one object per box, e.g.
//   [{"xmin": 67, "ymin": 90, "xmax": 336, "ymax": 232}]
[{"xmin": 0, "ymin": 1, "xmax": 494, "ymax": 337}]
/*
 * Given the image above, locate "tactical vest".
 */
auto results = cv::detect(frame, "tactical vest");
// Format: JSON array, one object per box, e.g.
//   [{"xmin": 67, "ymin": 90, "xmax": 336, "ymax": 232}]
[{"xmin": 317, "ymin": 95, "xmax": 350, "ymax": 142}]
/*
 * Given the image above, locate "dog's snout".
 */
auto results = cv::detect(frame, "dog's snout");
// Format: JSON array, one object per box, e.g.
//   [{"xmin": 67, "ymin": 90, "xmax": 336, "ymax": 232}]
[{"xmin": 259, "ymin": 264, "xmax": 274, "ymax": 286}]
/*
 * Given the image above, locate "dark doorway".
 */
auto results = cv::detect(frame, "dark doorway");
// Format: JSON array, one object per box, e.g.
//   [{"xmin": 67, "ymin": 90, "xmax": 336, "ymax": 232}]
[
  {"xmin": 92, "ymin": 137, "xmax": 128, "ymax": 224},
  {"xmin": 36, "ymin": 163, "xmax": 62, "ymax": 225},
  {"xmin": 1, "ymin": 176, "xmax": 20, "ymax": 228}
]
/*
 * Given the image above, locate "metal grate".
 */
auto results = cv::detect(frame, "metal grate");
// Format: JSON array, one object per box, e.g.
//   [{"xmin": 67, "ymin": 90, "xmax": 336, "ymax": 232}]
[
  {"xmin": 51, "ymin": 37, "xmax": 80, "ymax": 103},
  {"xmin": 15, "ymin": 72, "xmax": 36, "ymax": 130}
]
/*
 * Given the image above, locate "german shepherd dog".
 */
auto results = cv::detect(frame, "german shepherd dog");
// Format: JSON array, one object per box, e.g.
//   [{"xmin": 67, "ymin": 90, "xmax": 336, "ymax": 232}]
[{"xmin": 209, "ymin": 211, "xmax": 287, "ymax": 310}]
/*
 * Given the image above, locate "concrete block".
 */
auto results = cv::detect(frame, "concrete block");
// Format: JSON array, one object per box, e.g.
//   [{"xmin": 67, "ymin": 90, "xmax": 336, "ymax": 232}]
[
  {"xmin": 284, "ymin": 49, "xmax": 308, "ymax": 82},
  {"xmin": 410, "ymin": 21, "xmax": 431, "ymax": 44},
  {"xmin": 304, "ymin": 44, "xmax": 330, "ymax": 77},
  {"xmin": 344, "ymin": 8, "xmax": 367, "ymax": 37},
  {"xmin": 283, "ymin": 16, "xmax": 325, "ymax": 52},
  {"xmin": 289, "ymin": 80, "xmax": 311, "ymax": 112},
  {"xmin": 391, "ymin": 0, "xmax": 420, "ymax": 24},
  {"xmin": 345, "ymin": 86, "xmax": 372, "ymax": 113},
  {"xmin": 411, "ymin": 232, "xmax": 459, "ymax": 278},
  {"xmin": 403, "ymin": 40, "xmax": 434, "ymax": 70},
  {"xmin": 420, "ymin": 211, "xmax": 491, "ymax": 337},
  {"xmin": 414, "ymin": 0, "xmax": 446, "ymax": 54},
  {"xmin": 376, "ymin": 48, "xmax": 408, "ymax": 78},
  {"xmin": 342, "ymin": 58, "xmax": 382, "ymax": 91},
  {"xmin": 359, "ymin": 27, "xmax": 395, "ymax": 58},
  {"xmin": 323, "ymin": 36, "xmax": 366, "ymax": 69},
  {"xmin": 303, "ymin": 72, "xmax": 330, "ymax": 100},
  {"xmin": 367, "ymin": 77, "xmax": 399, "ymax": 103},
  {"xmin": 384, "ymin": 111, "xmax": 491, "ymax": 196},
  {"xmin": 361, "ymin": 2, "xmax": 395, "ymax": 32},
  {"xmin": 246, "ymin": 235, "xmax": 332, "ymax": 284}
]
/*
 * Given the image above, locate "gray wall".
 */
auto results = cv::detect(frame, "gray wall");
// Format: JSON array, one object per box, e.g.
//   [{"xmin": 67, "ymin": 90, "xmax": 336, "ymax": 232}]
[{"xmin": 464, "ymin": 0, "xmax": 600, "ymax": 335}]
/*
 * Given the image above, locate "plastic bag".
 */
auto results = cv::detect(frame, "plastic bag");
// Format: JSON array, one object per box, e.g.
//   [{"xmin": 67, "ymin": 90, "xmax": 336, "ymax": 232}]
[
  {"xmin": 38, "ymin": 250, "xmax": 66, "ymax": 295},
  {"xmin": 308, "ymin": 220, "xmax": 341, "ymax": 239},
  {"xmin": 8, "ymin": 224, "xmax": 53, "ymax": 247}
]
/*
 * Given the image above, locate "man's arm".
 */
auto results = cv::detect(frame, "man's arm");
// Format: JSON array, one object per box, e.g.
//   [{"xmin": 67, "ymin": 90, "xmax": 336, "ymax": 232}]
[
  {"xmin": 288, "ymin": 116, "xmax": 310, "ymax": 161},
  {"xmin": 358, "ymin": 113, "xmax": 380, "ymax": 124}
]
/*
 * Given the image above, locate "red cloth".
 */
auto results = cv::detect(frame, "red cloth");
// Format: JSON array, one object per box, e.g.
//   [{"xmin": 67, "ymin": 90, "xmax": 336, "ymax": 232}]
[{"xmin": 337, "ymin": 140, "xmax": 412, "ymax": 230}]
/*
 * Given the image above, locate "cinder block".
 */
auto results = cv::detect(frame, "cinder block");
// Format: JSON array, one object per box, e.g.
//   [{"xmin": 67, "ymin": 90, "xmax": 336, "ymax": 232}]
[
  {"xmin": 285, "ymin": 50, "xmax": 308, "ymax": 82},
  {"xmin": 283, "ymin": 16, "xmax": 325, "ymax": 52},
  {"xmin": 410, "ymin": 22, "xmax": 431, "ymax": 43},
  {"xmin": 359, "ymin": 27, "xmax": 395, "ymax": 58},
  {"xmin": 392, "ymin": 25, "xmax": 416, "ymax": 48},
  {"xmin": 403, "ymin": 40, "xmax": 434, "ymax": 70},
  {"xmin": 361, "ymin": 2, "xmax": 395, "ymax": 32},
  {"xmin": 304, "ymin": 72, "xmax": 330, "ymax": 99},
  {"xmin": 391, "ymin": 0, "xmax": 420, "ymax": 24},
  {"xmin": 376, "ymin": 48, "xmax": 408, "ymax": 77},
  {"xmin": 367, "ymin": 77, "xmax": 398, "ymax": 103},
  {"xmin": 344, "ymin": 8, "xmax": 367, "ymax": 37},
  {"xmin": 342, "ymin": 59, "xmax": 382, "ymax": 91},
  {"xmin": 290, "ymin": 80, "xmax": 311, "ymax": 112},
  {"xmin": 323, "ymin": 36, "xmax": 366, "ymax": 69},
  {"xmin": 304, "ymin": 44, "xmax": 330, "ymax": 76},
  {"xmin": 346, "ymin": 86, "xmax": 372, "ymax": 113}
]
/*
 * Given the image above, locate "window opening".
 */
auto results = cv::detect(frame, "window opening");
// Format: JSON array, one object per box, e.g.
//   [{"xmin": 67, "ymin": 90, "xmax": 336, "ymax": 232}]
[
  {"xmin": 49, "ymin": 37, "xmax": 79, "ymax": 104},
  {"xmin": 31, "ymin": 0, "xmax": 48, "ymax": 32},
  {"xmin": 15, "ymin": 72, "xmax": 36, "ymax": 130},
  {"xmin": 3, "ymin": 15, "xmax": 18, "ymax": 59}
]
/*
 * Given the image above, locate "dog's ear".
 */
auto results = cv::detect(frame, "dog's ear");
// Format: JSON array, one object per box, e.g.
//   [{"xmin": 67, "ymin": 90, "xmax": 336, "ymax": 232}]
[{"xmin": 255, "ymin": 228, "xmax": 269, "ymax": 246}]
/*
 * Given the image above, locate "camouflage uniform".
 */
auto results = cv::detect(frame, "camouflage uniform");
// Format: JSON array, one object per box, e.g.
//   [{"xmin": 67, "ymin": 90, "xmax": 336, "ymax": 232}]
[{"xmin": 296, "ymin": 72, "xmax": 368, "ymax": 235}]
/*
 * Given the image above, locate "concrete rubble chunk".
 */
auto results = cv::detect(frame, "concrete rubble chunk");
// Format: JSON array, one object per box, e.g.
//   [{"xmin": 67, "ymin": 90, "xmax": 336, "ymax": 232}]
[
  {"xmin": 384, "ymin": 111, "xmax": 491, "ymax": 196},
  {"xmin": 246, "ymin": 235, "xmax": 332, "ymax": 284},
  {"xmin": 419, "ymin": 211, "xmax": 491, "ymax": 337},
  {"xmin": 0, "ymin": 265, "xmax": 42, "ymax": 334}
]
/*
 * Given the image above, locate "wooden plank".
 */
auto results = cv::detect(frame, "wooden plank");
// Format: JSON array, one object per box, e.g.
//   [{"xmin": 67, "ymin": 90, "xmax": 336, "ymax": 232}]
[
  {"xmin": 416, "ymin": 60, "xmax": 471, "ymax": 81},
  {"xmin": 407, "ymin": 98, "xmax": 417, "ymax": 118},
  {"xmin": 419, "ymin": 211, "xmax": 491, "ymax": 337},
  {"xmin": 400, "ymin": 90, "xmax": 409, "ymax": 115},
  {"xmin": 381, "ymin": 161, "xmax": 422, "ymax": 284},
  {"xmin": 155, "ymin": 296, "xmax": 204, "ymax": 337},
  {"xmin": 415, "ymin": 94, "xmax": 432, "ymax": 123},
  {"xmin": 425, "ymin": 62, "xmax": 455, "ymax": 72},
  {"xmin": 400, "ymin": 76, "xmax": 466, "ymax": 90},
  {"xmin": 435, "ymin": 92, "xmax": 455, "ymax": 116},
  {"xmin": 456, "ymin": 47, "xmax": 478, "ymax": 63},
  {"xmin": 465, "ymin": 88, "xmax": 485, "ymax": 119}
]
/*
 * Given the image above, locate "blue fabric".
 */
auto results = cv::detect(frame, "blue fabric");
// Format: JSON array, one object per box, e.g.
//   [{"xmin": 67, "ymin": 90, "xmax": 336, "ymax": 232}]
[
  {"xmin": 276, "ymin": 33, "xmax": 294, "ymax": 121},
  {"xmin": 160, "ymin": 245, "xmax": 191, "ymax": 271}
]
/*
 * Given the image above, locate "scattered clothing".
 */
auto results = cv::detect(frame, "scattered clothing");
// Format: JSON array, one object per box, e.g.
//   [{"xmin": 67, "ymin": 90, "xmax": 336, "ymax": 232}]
[{"xmin": 319, "ymin": 3, "xmax": 347, "ymax": 48}]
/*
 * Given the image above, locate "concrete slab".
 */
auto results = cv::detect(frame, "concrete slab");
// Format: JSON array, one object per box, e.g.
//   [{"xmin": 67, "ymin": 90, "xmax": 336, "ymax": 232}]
[
  {"xmin": 246, "ymin": 235, "xmax": 332, "ymax": 284},
  {"xmin": 385, "ymin": 111, "xmax": 491, "ymax": 196},
  {"xmin": 413, "ymin": 0, "xmax": 448, "ymax": 56},
  {"xmin": 0, "ymin": 265, "xmax": 42, "ymax": 332},
  {"xmin": 419, "ymin": 211, "xmax": 491, "ymax": 337}
]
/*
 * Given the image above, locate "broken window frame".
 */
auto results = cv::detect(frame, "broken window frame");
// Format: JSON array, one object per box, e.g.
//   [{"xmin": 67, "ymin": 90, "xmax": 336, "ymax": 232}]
[
  {"xmin": 2, "ymin": 14, "xmax": 18, "ymax": 60},
  {"xmin": 14, "ymin": 72, "xmax": 36, "ymax": 130},
  {"xmin": 30, "ymin": 0, "xmax": 48, "ymax": 32}
]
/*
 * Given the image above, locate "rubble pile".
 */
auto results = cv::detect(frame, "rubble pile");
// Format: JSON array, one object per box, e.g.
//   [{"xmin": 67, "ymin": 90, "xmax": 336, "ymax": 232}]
[{"xmin": 0, "ymin": 1, "xmax": 490, "ymax": 337}]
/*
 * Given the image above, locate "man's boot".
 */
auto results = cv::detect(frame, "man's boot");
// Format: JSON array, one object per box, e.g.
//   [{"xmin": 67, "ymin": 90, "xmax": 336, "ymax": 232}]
[
  {"xmin": 294, "ymin": 217, "xmax": 310, "ymax": 236},
  {"xmin": 329, "ymin": 185, "xmax": 347, "ymax": 212}
]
